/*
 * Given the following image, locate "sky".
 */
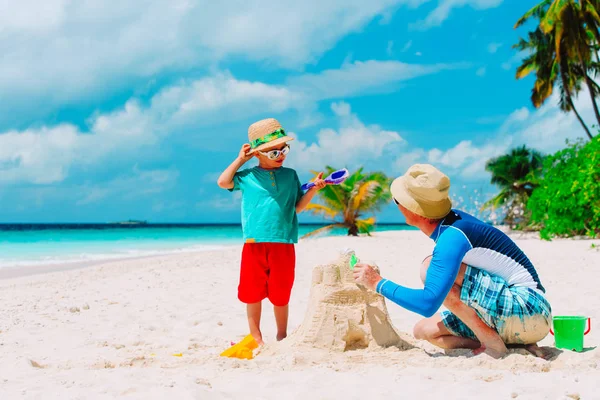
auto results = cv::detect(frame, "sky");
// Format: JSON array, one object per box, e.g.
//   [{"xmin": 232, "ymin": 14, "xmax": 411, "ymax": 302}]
[{"xmin": 0, "ymin": 0, "xmax": 594, "ymax": 224}]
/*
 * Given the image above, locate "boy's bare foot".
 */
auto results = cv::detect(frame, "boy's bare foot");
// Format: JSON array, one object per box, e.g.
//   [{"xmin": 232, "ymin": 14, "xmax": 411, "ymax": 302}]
[
  {"xmin": 276, "ymin": 332, "xmax": 287, "ymax": 341},
  {"xmin": 249, "ymin": 332, "xmax": 264, "ymax": 346}
]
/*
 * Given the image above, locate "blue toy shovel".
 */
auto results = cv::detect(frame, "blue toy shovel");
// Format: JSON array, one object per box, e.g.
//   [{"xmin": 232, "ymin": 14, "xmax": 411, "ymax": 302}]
[{"xmin": 301, "ymin": 168, "xmax": 350, "ymax": 191}]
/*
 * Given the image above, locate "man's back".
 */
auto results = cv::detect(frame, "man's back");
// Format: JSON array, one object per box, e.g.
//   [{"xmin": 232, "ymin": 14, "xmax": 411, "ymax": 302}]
[{"xmin": 433, "ymin": 209, "xmax": 545, "ymax": 293}]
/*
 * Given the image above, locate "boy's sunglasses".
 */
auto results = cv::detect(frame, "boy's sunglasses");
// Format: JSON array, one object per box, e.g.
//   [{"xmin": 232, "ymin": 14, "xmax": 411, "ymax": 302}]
[{"xmin": 259, "ymin": 144, "xmax": 290, "ymax": 160}]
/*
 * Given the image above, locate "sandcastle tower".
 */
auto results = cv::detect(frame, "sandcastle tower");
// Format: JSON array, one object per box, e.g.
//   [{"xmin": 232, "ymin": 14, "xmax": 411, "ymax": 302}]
[{"xmin": 286, "ymin": 250, "xmax": 411, "ymax": 352}]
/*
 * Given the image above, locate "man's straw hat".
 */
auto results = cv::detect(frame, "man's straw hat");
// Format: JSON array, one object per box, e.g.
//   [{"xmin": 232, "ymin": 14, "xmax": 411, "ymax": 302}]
[
  {"xmin": 390, "ymin": 164, "xmax": 452, "ymax": 220},
  {"xmin": 247, "ymin": 118, "xmax": 294, "ymax": 154}
]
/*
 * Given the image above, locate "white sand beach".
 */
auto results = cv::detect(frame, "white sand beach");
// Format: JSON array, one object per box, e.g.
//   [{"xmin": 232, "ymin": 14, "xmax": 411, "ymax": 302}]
[{"xmin": 1, "ymin": 231, "xmax": 599, "ymax": 400}]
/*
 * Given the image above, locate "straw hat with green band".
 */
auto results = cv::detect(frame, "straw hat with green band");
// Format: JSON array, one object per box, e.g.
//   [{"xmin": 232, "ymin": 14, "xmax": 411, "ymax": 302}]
[
  {"xmin": 390, "ymin": 164, "xmax": 452, "ymax": 220},
  {"xmin": 247, "ymin": 118, "xmax": 294, "ymax": 154}
]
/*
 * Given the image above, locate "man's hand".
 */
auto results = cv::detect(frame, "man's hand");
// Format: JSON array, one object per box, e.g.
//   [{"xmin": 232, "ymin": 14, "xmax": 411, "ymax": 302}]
[
  {"xmin": 238, "ymin": 143, "xmax": 254, "ymax": 163},
  {"xmin": 352, "ymin": 263, "xmax": 383, "ymax": 291}
]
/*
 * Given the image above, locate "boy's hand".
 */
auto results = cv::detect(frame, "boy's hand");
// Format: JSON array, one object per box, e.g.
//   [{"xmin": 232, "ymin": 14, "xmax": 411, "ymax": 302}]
[
  {"xmin": 237, "ymin": 144, "xmax": 254, "ymax": 163},
  {"xmin": 311, "ymin": 172, "xmax": 327, "ymax": 191}
]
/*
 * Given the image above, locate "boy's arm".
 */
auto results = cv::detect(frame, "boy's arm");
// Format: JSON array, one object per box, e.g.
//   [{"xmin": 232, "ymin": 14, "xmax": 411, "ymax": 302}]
[
  {"xmin": 217, "ymin": 144, "xmax": 253, "ymax": 189},
  {"xmin": 295, "ymin": 187, "xmax": 319, "ymax": 213},
  {"xmin": 295, "ymin": 172, "xmax": 325, "ymax": 213}
]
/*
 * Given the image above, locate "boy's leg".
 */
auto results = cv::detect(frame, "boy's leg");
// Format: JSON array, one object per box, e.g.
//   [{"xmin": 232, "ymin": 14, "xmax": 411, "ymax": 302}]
[
  {"xmin": 413, "ymin": 256, "xmax": 508, "ymax": 358},
  {"xmin": 247, "ymin": 302, "xmax": 264, "ymax": 345},
  {"xmin": 274, "ymin": 305, "xmax": 289, "ymax": 341},
  {"xmin": 266, "ymin": 243, "xmax": 296, "ymax": 341},
  {"xmin": 239, "ymin": 244, "xmax": 269, "ymax": 345}
]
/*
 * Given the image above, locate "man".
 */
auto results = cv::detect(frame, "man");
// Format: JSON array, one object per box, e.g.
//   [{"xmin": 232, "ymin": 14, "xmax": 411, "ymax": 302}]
[{"xmin": 352, "ymin": 164, "xmax": 552, "ymax": 358}]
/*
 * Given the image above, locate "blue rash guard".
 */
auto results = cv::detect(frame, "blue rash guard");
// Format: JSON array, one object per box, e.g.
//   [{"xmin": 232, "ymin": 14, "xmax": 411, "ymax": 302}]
[{"xmin": 375, "ymin": 209, "xmax": 545, "ymax": 318}]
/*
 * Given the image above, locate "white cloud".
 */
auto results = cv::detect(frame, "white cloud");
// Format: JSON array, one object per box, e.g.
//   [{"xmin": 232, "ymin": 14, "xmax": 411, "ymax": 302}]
[
  {"xmin": 394, "ymin": 148, "xmax": 427, "ymax": 172},
  {"xmin": 476, "ymin": 67, "xmax": 486, "ymax": 76},
  {"xmin": 410, "ymin": 0, "xmax": 503, "ymax": 31},
  {"xmin": 487, "ymin": 42, "xmax": 502, "ymax": 53},
  {"xmin": 428, "ymin": 139, "xmax": 510, "ymax": 178},
  {"xmin": 415, "ymin": 52, "xmax": 423, "ymax": 56},
  {"xmin": 76, "ymin": 166, "xmax": 179, "ymax": 205},
  {"xmin": 287, "ymin": 60, "xmax": 462, "ymax": 100},
  {"xmin": 1, "ymin": 0, "xmax": 435, "ymax": 124},
  {"xmin": 1, "ymin": 59, "xmax": 452, "ymax": 185},
  {"xmin": 0, "ymin": 101, "xmax": 159, "ymax": 184},
  {"xmin": 401, "ymin": 40, "xmax": 413, "ymax": 52},
  {"xmin": 286, "ymin": 102, "xmax": 405, "ymax": 171},
  {"xmin": 416, "ymin": 89, "xmax": 596, "ymax": 180},
  {"xmin": 0, "ymin": 125, "xmax": 80, "ymax": 184},
  {"xmin": 197, "ymin": 191, "xmax": 242, "ymax": 211},
  {"xmin": 387, "ymin": 40, "xmax": 395, "ymax": 56},
  {"xmin": 502, "ymin": 51, "xmax": 528, "ymax": 71},
  {"xmin": 502, "ymin": 91, "xmax": 594, "ymax": 152}
]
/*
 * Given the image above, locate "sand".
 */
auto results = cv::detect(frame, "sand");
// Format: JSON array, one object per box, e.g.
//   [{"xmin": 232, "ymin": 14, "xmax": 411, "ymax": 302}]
[{"xmin": 0, "ymin": 231, "xmax": 599, "ymax": 399}]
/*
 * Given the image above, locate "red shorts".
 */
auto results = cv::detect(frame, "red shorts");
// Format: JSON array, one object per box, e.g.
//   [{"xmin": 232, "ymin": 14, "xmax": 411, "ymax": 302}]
[{"xmin": 238, "ymin": 243, "xmax": 296, "ymax": 306}]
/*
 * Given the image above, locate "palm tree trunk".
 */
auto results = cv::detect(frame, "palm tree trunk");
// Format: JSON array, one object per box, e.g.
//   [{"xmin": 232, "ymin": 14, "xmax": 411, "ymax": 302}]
[
  {"xmin": 347, "ymin": 224, "xmax": 359, "ymax": 236},
  {"xmin": 562, "ymin": 70, "xmax": 594, "ymax": 139},
  {"xmin": 570, "ymin": 96, "xmax": 594, "ymax": 139},
  {"xmin": 577, "ymin": 51, "xmax": 600, "ymax": 127},
  {"xmin": 584, "ymin": 73, "xmax": 600, "ymax": 129}
]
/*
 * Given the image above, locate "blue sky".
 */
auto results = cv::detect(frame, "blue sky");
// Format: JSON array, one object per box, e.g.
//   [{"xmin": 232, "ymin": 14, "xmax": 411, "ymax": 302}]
[{"xmin": 0, "ymin": 0, "xmax": 593, "ymax": 224}]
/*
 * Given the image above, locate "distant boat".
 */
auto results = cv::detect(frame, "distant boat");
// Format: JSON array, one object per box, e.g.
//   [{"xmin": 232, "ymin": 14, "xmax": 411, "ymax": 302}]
[{"xmin": 110, "ymin": 220, "xmax": 148, "ymax": 225}]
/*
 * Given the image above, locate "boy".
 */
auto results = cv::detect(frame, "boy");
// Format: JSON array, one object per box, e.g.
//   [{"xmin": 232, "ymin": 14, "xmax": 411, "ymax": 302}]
[{"xmin": 217, "ymin": 118, "xmax": 326, "ymax": 345}]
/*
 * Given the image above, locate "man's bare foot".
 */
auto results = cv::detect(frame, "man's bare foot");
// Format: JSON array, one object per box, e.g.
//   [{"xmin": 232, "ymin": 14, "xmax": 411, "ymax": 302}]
[
  {"xmin": 276, "ymin": 332, "xmax": 287, "ymax": 341},
  {"xmin": 472, "ymin": 340, "xmax": 508, "ymax": 359},
  {"xmin": 519, "ymin": 343, "xmax": 554, "ymax": 360}
]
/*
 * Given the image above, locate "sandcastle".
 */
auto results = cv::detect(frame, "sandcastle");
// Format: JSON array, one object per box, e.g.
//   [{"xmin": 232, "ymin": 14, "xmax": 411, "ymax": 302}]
[{"xmin": 286, "ymin": 250, "xmax": 411, "ymax": 352}]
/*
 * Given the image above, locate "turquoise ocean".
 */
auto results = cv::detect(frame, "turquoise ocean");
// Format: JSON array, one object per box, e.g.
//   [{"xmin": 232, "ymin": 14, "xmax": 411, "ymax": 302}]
[{"xmin": 0, "ymin": 224, "xmax": 414, "ymax": 268}]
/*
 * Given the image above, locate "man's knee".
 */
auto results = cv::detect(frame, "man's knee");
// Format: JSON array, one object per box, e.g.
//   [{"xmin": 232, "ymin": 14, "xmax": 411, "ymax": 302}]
[{"xmin": 413, "ymin": 319, "xmax": 431, "ymax": 340}]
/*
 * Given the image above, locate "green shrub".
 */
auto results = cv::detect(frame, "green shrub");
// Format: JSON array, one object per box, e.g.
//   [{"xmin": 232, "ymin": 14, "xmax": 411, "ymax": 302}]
[{"xmin": 528, "ymin": 137, "xmax": 600, "ymax": 239}]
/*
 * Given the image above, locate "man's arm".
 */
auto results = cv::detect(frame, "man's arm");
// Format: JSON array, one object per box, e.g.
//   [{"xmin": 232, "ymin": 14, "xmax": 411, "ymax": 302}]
[{"xmin": 355, "ymin": 227, "xmax": 472, "ymax": 317}]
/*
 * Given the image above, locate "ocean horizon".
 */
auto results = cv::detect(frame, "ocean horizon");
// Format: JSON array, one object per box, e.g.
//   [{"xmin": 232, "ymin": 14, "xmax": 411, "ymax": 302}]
[{"xmin": 0, "ymin": 222, "xmax": 414, "ymax": 269}]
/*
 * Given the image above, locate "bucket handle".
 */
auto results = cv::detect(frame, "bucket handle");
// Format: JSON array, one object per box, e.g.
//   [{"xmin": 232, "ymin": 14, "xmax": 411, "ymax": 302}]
[
  {"xmin": 549, "ymin": 318, "xmax": 591, "ymax": 336},
  {"xmin": 585, "ymin": 318, "xmax": 591, "ymax": 335}
]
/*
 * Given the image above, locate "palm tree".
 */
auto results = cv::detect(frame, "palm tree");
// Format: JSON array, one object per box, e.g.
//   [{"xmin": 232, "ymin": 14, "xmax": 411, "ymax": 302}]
[
  {"xmin": 303, "ymin": 166, "xmax": 392, "ymax": 237},
  {"xmin": 482, "ymin": 146, "xmax": 545, "ymax": 228},
  {"xmin": 514, "ymin": 27, "xmax": 593, "ymax": 138},
  {"xmin": 514, "ymin": 0, "xmax": 600, "ymax": 139},
  {"xmin": 514, "ymin": 29, "xmax": 594, "ymax": 139}
]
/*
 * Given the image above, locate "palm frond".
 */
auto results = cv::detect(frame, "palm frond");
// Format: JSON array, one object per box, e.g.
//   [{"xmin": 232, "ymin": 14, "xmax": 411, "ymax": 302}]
[
  {"xmin": 356, "ymin": 217, "xmax": 376, "ymax": 236},
  {"xmin": 306, "ymin": 166, "xmax": 392, "ymax": 237},
  {"xmin": 540, "ymin": 0, "xmax": 568, "ymax": 34},
  {"xmin": 301, "ymin": 223, "xmax": 345, "ymax": 239},
  {"xmin": 304, "ymin": 203, "xmax": 339, "ymax": 219},
  {"xmin": 515, "ymin": 0, "xmax": 553, "ymax": 28},
  {"xmin": 351, "ymin": 181, "xmax": 381, "ymax": 211},
  {"xmin": 482, "ymin": 189, "xmax": 512, "ymax": 210}
]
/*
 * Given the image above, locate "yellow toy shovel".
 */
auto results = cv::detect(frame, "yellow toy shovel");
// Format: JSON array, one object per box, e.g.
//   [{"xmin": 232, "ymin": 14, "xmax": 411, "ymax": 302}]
[{"xmin": 220, "ymin": 334, "xmax": 259, "ymax": 360}]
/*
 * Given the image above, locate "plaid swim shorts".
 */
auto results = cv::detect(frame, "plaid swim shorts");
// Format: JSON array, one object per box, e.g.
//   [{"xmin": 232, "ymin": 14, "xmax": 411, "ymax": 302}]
[{"xmin": 441, "ymin": 265, "xmax": 552, "ymax": 344}]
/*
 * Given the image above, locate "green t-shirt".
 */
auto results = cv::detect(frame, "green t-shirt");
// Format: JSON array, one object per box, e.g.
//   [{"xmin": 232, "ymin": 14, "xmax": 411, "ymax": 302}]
[{"xmin": 230, "ymin": 166, "xmax": 305, "ymax": 243}]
